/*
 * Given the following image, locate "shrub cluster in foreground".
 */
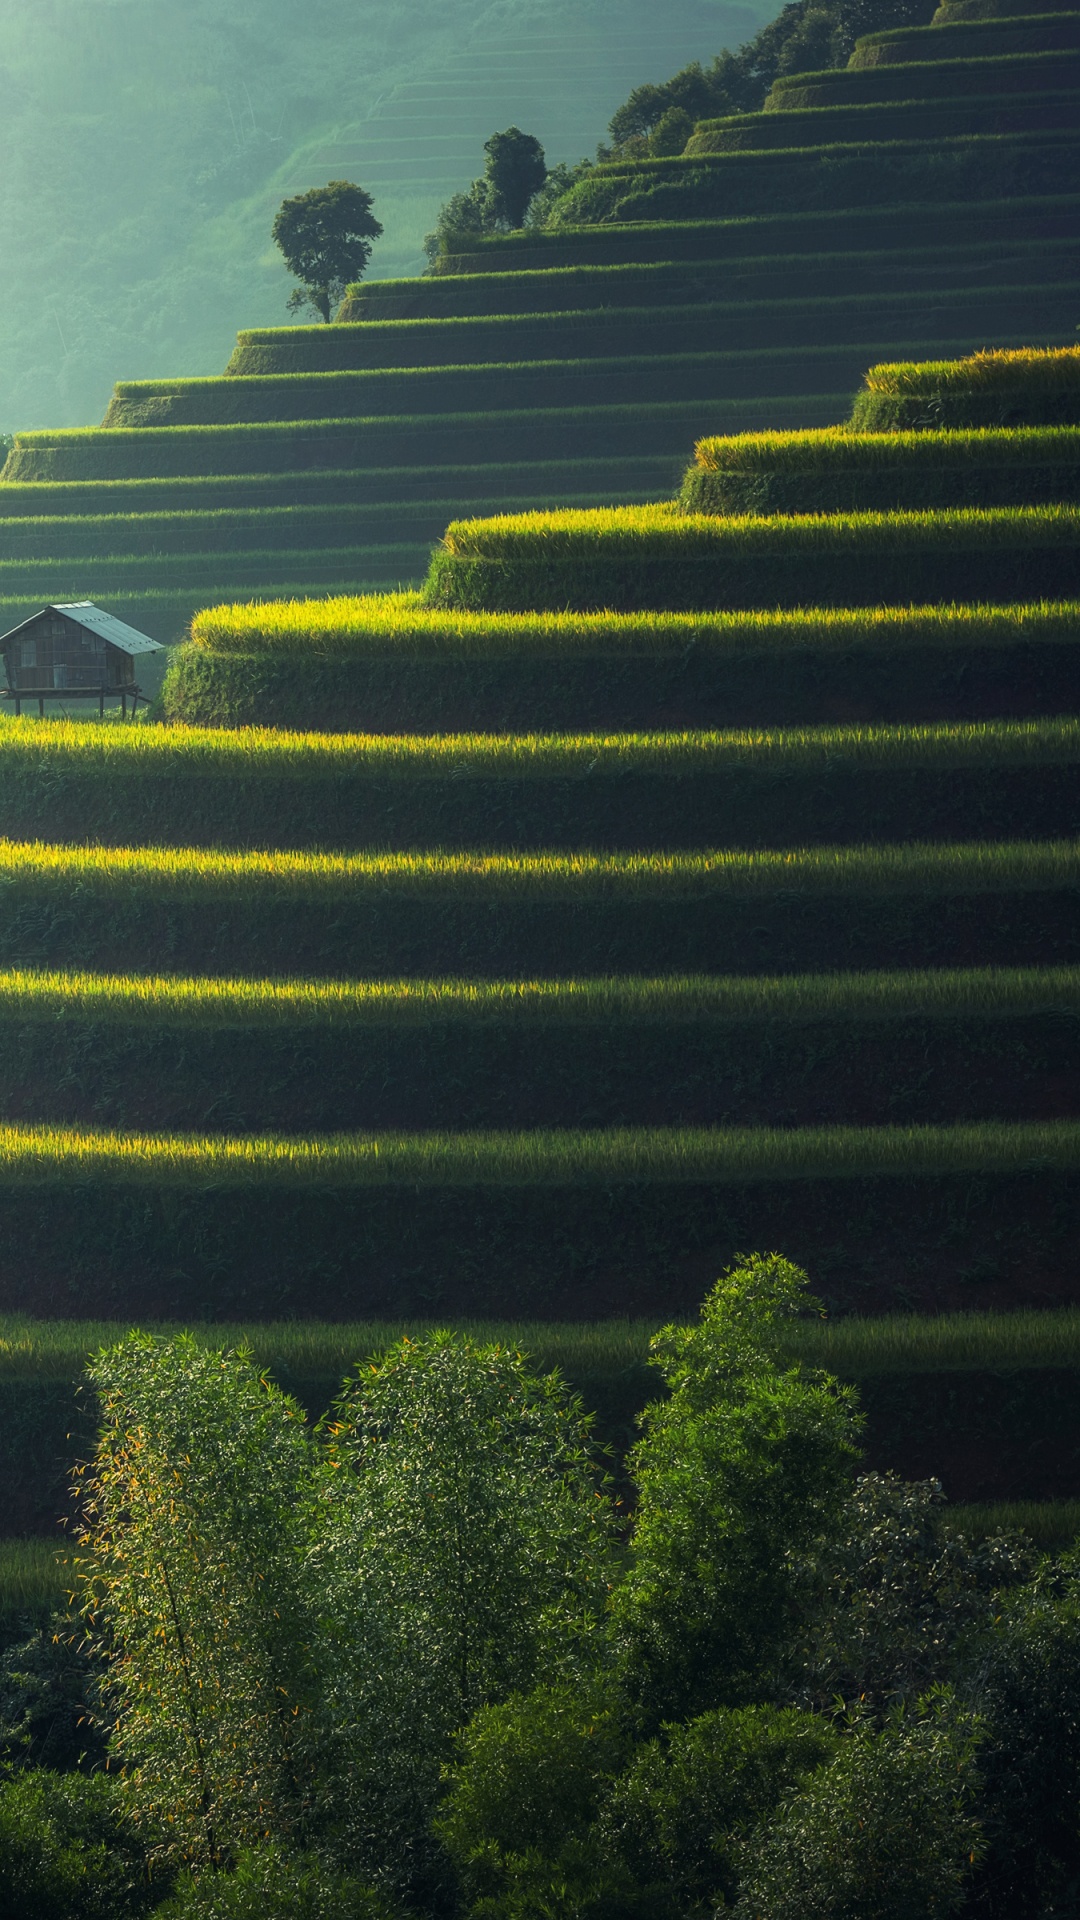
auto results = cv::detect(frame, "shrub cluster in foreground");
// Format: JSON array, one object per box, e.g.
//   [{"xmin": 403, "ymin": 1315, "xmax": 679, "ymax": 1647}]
[{"xmin": 3, "ymin": 1256, "xmax": 1080, "ymax": 1918}]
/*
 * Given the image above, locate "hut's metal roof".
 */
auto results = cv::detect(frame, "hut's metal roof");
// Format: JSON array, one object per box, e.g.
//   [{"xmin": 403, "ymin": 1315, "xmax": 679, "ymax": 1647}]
[{"xmin": 0, "ymin": 603, "xmax": 165, "ymax": 657}]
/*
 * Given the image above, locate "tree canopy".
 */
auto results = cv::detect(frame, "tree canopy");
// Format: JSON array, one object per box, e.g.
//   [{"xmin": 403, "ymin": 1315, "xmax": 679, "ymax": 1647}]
[{"xmin": 272, "ymin": 181, "xmax": 383, "ymax": 323}]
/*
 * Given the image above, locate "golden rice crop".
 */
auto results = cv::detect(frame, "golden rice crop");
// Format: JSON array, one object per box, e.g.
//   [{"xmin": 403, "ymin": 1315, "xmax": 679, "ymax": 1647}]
[
  {"xmin": 691, "ymin": 426, "xmax": 1080, "ymax": 473},
  {"xmin": 437, "ymin": 503, "xmax": 1080, "ymax": 557},
  {"xmin": 0, "ymin": 838, "xmax": 1073, "ymax": 901},
  {"xmin": 0, "ymin": 716, "xmax": 1075, "ymax": 779},
  {"xmin": 860, "ymin": 347, "xmax": 1080, "ymax": 396},
  {"xmin": 0, "ymin": 1118, "xmax": 1072, "ymax": 1187},
  {"xmin": 189, "ymin": 594, "xmax": 1080, "ymax": 660},
  {"xmin": 1, "ymin": 964, "xmax": 1075, "ymax": 1029}
]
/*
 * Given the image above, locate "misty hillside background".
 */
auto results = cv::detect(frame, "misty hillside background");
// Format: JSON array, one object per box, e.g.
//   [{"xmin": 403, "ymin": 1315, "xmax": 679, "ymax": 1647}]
[{"xmin": 0, "ymin": 0, "xmax": 767, "ymax": 434}]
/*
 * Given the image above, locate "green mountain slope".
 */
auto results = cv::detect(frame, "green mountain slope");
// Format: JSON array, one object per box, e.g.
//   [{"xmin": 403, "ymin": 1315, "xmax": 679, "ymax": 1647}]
[{"xmin": 0, "ymin": 0, "xmax": 763, "ymax": 434}]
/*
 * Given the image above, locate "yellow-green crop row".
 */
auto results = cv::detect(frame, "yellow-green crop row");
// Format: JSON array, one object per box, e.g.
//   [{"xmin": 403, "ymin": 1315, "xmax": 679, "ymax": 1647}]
[
  {"xmin": 691, "ymin": 425, "xmax": 1080, "ymax": 473},
  {"xmin": 0, "ymin": 964, "xmax": 1073, "ymax": 1030},
  {"xmin": 0, "ymin": 838, "xmax": 1073, "ymax": 902},
  {"xmin": 0, "ymin": 1119, "xmax": 1072, "ymax": 1188},
  {"xmin": 437, "ymin": 503, "xmax": 1080, "ymax": 556},
  {"xmin": 188, "ymin": 594, "xmax": 1080, "ymax": 660},
  {"xmin": 0, "ymin": 716, "xmax": 1076, "ymax": 780},
  {"xmin": 858, "ymin": 346, "xmax": 1080, "ymax": 396},
  {"xmin": 0, "ymin": 1539, "xmax": 69, "ymax": 1617}
]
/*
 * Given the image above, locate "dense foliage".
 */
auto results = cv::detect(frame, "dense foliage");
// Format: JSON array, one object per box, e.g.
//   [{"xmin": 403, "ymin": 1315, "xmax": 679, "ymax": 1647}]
[{"xmin": 0, "ymin": 1256, "xmax": 1074, "ymax": 1914}]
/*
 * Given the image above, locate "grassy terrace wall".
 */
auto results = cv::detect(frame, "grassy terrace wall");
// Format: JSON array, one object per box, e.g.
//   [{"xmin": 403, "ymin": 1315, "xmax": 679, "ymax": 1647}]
[
  {"xmin": 431, "ymin": 196, "xmax": 1080, "ymax": 273},
  {"xmin": 424, "ymin": 505, "xmax": 1080, "ymax": 612},
  {"xmin": 539, "ymin": 135, "xmax": 1080, "ymax": 230},
  {"xmin": 764, "ymin": 47, "xmax": 1080, "ymax": 109},
  {"xmin": 340, "ymin": 237, "xmax": 1080, "ymax": 321},
  {"xmin": 164, "ymin": 598, "xmax": 1080, "ymax": 733},
  {"xmin": 685, "ymin": 90, "xmax": 1079, "ymax": 153},
  {"xmin": 852, "ymin": 12, "xmax": 1080, "ymax": 59},
  {"xmin": 680, "ymin": 425, "xmax": 1080, "ymax": 513}
]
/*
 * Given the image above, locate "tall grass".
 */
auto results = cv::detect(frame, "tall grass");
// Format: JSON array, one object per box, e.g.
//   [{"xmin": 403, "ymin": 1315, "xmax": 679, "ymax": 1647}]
[
  {"xmin": 189, "ymin": 594, "xmax": 1080, "ymax": 660},
  {"xmin": 784, "ymin": 1307, "xmax": 1080, "ymax": 1372},
  {"xmin": 0, "ymin": 964, "xmax": 1072, "ymax": 1030},
  {"xmin": 0, "ymin": 838, "xmax": 1072, "ymax": 903},
  {"xmin": 0, "ymin": 1119, "xmax": 1071, "ymax": 1188},
  {"xmin": 437, "ymin": 503, "xmax": 1080, "ymax": 558},
  {"xmin": 859, "ymin": 347, "xmax": 1080, "ymax": 396},
  {"xmin": 691, "ymin": 426, "xmax": 1080, "ymax": 473},
  {"xmin": 0, "ymin": 717, "xmax": 1074, "ymax": 781}
]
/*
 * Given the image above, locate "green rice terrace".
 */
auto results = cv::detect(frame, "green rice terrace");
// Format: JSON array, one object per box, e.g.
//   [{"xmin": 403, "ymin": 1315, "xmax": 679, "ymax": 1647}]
[
  {"xmin": 0, "ymin": 332, "xmax": 1077, "ymax": 1579},
  {"xmin": 0, "ymin": 0, "xmax": 1076, "ymax": 642}
]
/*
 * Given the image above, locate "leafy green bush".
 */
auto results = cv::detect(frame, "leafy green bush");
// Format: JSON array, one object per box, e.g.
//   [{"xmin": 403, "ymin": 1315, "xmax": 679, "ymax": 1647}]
[
  {"xmin": 150, "ymin": 1845, "xmax": 389, "ymax": 1920},
  {"xmin": 0, "ymin": 1768, "xmax": 156, "ymax": 1920},
  {"xmin": 600, "ymin": 1705, "xmax": 837, "ymax": 1912},
  {"xmin": 612, "ymin": 1254, "xmax": 864, "ymax": 1723},
  {"xmin": 734, "ymin": 1699, "xmax": 983, "ymax": 1919}
]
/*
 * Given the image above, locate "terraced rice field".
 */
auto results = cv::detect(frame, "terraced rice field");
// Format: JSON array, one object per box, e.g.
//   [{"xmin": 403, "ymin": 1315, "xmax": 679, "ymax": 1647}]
[
  {"xmin": 0, "ymin": 0, "xmax": 1074, "ymax": 641},
  {"xmin": 0, "ymin": 0, "xmax": 1076, "ymax": 1580}
]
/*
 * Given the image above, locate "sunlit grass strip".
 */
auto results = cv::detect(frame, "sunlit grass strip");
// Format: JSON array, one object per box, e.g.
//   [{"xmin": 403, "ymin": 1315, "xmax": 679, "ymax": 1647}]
[
  {"xmin": 0, "ymin": 1120, "xmax": 1073, "ymax": 1188},
  {"xmin": 859, "ymin": 347, "xmax": 1080, "ymax": 396},
  {"xmin": 189, "ymin": 594, "xmax": 1080, "ymax": 661},
  {"xmin": 691, "ymin": 426, "xmax": 1080, "ymax": 473},
  {"xmin": 1, "ymin": 965, "xmax": 1076, "ymax": 1031},
  {"xmin": 783, "ymin": 1307, "xmax": 1080, "ymax": 1374},
  {"xmin": 0, "ymin": 1316, "xmax": 663, "ymax": 1382},
  {"xmin": 0, "ymin": 838, "xmax": 1073, "ymax": 903},
  {"xmin": 10, "ymin": 1307, "xmax": 1080, "ymax": 1385},
  {"xmin": 438, "ymin": 504, "xmax": 1080, "ymax": 557},
  {"xmin": 0, "ymin": 717, "xmax": 1075, "ymax": 780}
]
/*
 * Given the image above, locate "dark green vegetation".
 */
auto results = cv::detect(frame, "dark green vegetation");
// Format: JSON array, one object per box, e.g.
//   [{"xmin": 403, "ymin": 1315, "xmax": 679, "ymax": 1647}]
[
  {"xmin": 0, "ymin": 0, "xmax": 1074, "ymax": 638},
  {"xmin": 9, "ymin": 1267, "xmax": 1080, "ymax": 1919}
]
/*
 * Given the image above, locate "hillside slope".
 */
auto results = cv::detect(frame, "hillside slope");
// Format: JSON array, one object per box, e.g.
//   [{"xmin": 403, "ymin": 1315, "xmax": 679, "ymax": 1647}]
[
  {"xmin": 0, "ymin": 0, "xmax": 760, "ymax": 435},
  {"xmin": 0, "ymin": 0, "xmax": 1074, "ymax": 646}
]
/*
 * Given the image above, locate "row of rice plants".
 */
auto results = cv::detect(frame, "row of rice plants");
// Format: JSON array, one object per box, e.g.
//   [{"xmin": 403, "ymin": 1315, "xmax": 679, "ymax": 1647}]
[
  {"xmin": 852, "ymin": 344, "xmax": 1080, "ymax": 427},
  {"xmin": 0, "ymin": 836, "xmax": 1065, "ymax": 903},
  {"xmin": 2, "ymin": 395, "xmax": 836, "ymax": 483},
  {"xmin": 162, "ymin": 630, "xmax": 1080, "ymax": 733},
  {"xmin": 219, "ymin": 284, "xmax": 1075, "ymax": 379},
  {"xmin": 0, "ymin": 494, "xmax": 668, "ymax": 561},
  {"xmin": 97, "ymin": 344, "xmax": 969, "ymax": 432},
  {"xmin": 0, "ymin": 721, "xmax": 1072, "ymax": 853},
  {"xmin": 685, "ymin": 89, "xmax": 1075, "ymax": 155},
  {"xmin": 0, "ymin": 547, "xmax": 425, "ymax": 593},
  {"xmin": 189, "ymin": 594, "xmax": 1080, "ymax": 661},
  {"xmin": 426, "ymin": 503, "xmax": 1080, "ymax": 612},
  {"xmin": 429, "ymin": 195, "xmax": 1080, "ymax": 276},
  {"xmin": 765, "ymin": 47, "xmax": 1076, "ymax": 110},
  {"xmin": 0, "ymin": 962, "xmax": 1070, "ymax": 1030},
  {"xmin": 851, "ymin": 13, "xmax": 1080, "ymax": 63},
  {"xmin": 3, "ymin": 714, "xmax": 1073, "ymax": 777},
  {"xmin": 11, "ymin": 1305, "xmax": 1080, "ymax": 1385},
  {"xmin": 0, "ymin": 1117, "xmax": 1070, "ymax": 1187},
  {"xmin": 340, "ymin": 236, "xmax": 1080, "ymax": 324},
  {"xmin": 0, "ymin": 459, "xmax": 679, "ymax": 521},
  {"xmin": 548, "ymin": 133, "xmax": 1079, "ymax": 231}
]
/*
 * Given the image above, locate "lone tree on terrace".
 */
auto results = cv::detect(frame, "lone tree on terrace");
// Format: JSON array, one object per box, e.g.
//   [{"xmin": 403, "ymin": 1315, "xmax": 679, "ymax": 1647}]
[
  {"xmin": 483, "ymin": 126, "xmax": 547, "ymax": 228},
  {"xmin": 272, "ymin": 179, "xmax": 382, "ymax": 322}
]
